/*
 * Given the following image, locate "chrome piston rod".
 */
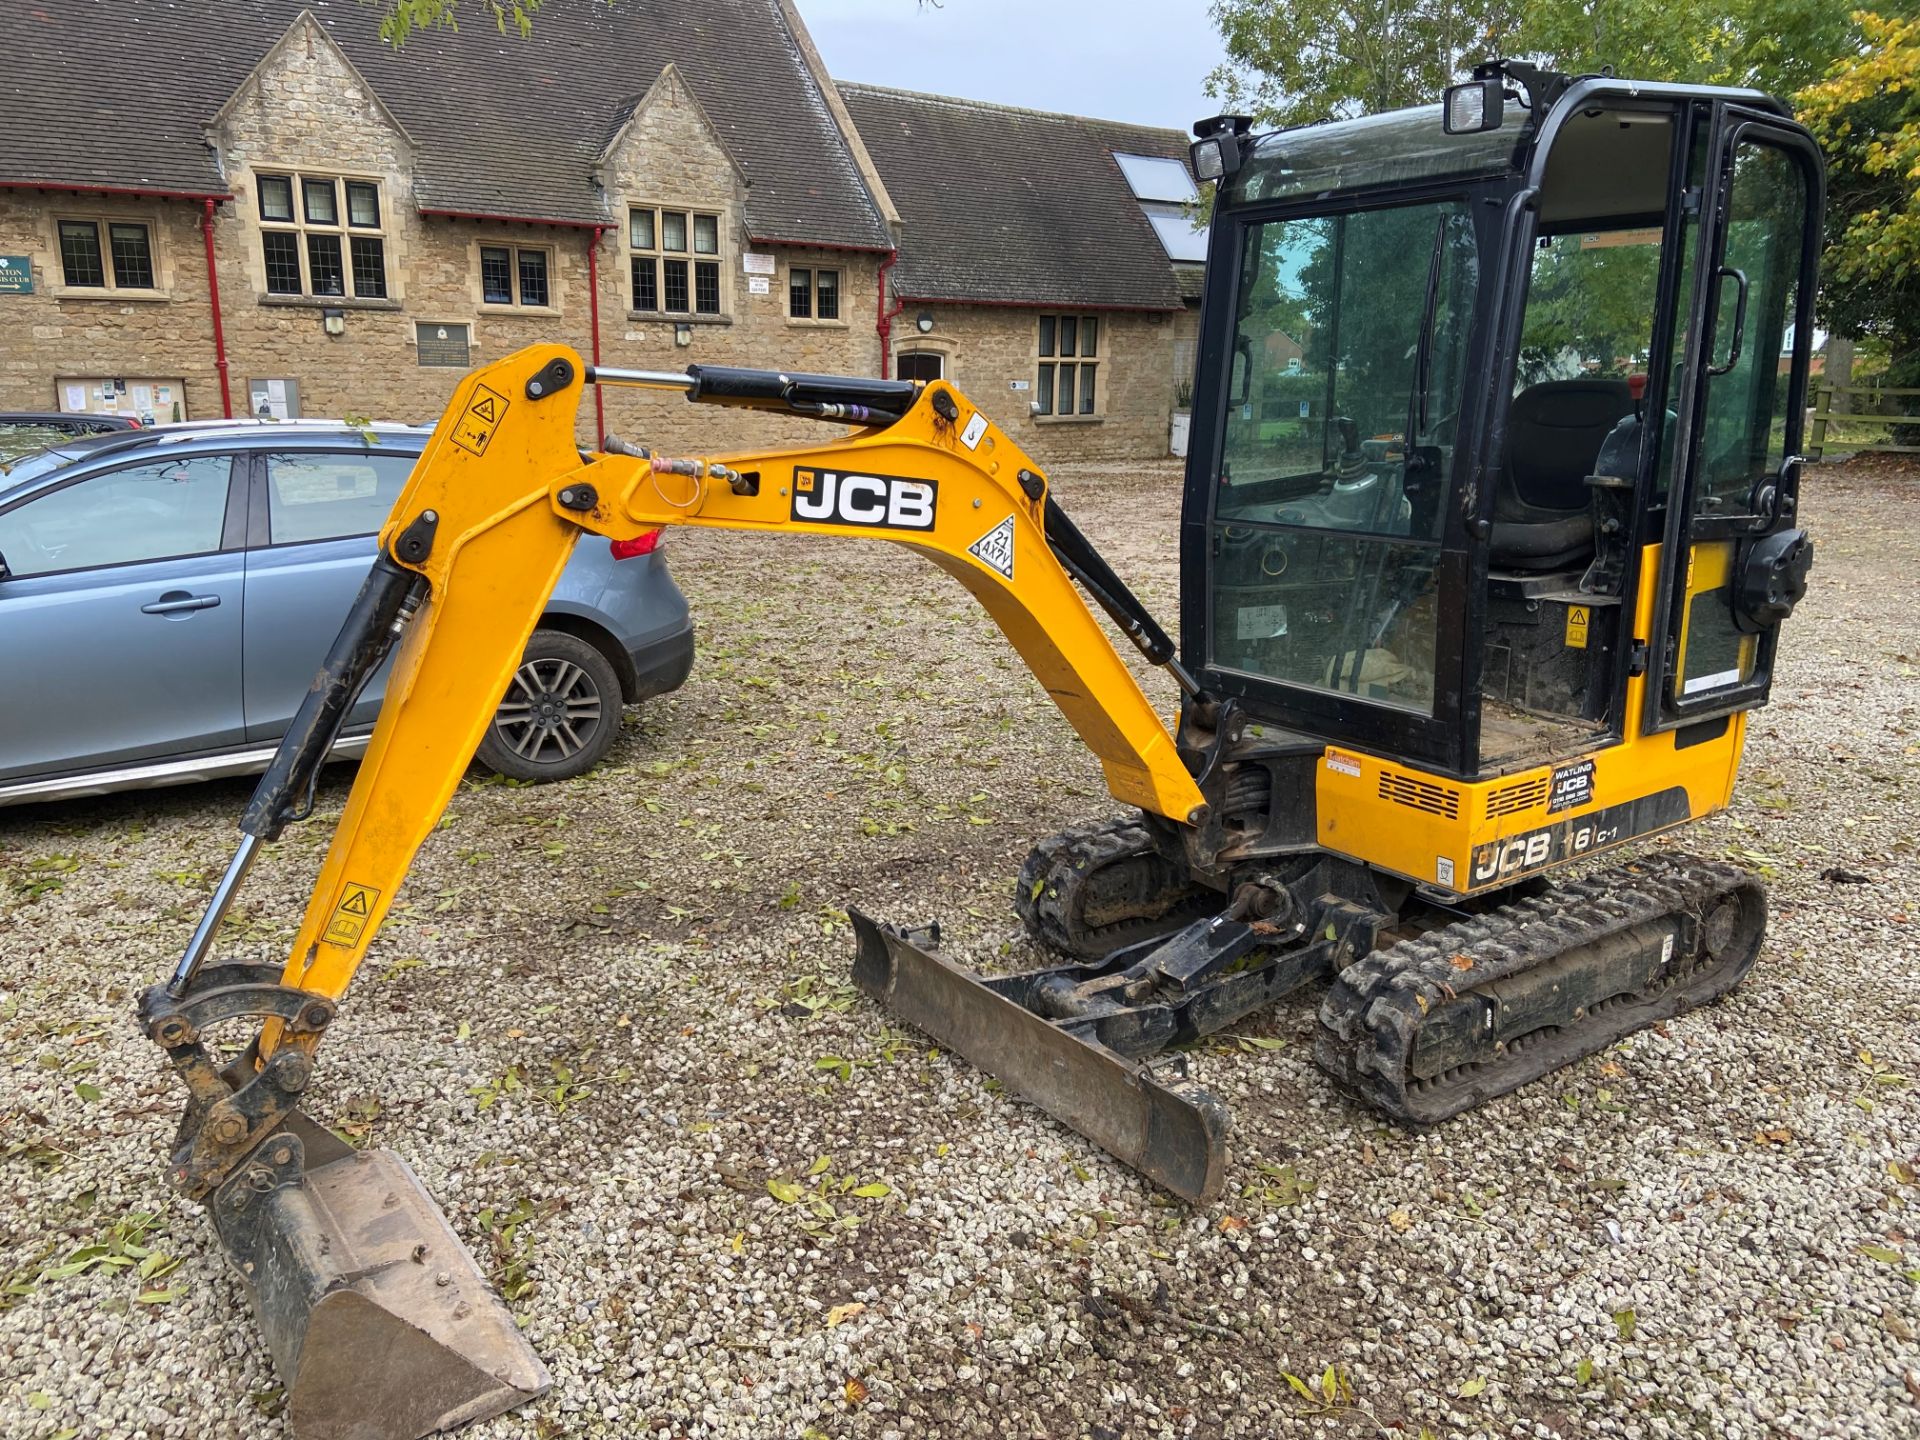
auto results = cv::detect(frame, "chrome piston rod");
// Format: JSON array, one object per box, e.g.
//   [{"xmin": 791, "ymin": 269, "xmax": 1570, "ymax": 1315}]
[{"xmin": 165, "ymin": 832, "xmax": 261, "ymax": 997}]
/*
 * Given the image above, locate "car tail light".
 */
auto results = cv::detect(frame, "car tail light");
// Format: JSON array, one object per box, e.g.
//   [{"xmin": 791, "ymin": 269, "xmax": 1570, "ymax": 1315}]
[{"xmin": 609, "ymin": 528, "xmax": 663, "ymax": 560}]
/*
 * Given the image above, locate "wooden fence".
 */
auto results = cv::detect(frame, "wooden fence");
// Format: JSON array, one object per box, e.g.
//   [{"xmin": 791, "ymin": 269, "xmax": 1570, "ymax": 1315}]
[{"xmin": 1808, "ymin": 381, "xmax": 1920, "ymax": 460}]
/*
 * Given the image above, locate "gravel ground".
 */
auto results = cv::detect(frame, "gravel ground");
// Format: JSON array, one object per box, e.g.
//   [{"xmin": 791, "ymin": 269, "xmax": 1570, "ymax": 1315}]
[{"xmin": 2, "ymin": 459, "xmax": 1917, "ymax": 1440}]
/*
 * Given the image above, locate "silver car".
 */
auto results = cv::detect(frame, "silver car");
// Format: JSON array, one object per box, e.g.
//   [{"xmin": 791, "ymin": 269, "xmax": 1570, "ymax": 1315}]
[{"xmin": 0, "ymin": 421, "xmax": 693, "ymax": 806}]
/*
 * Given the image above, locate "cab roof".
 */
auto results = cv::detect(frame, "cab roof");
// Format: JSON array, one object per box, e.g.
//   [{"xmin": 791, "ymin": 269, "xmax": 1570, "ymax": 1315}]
[{"xmin": 1226, "ymin": 76, "xmax": 1790, "ymax": 209}]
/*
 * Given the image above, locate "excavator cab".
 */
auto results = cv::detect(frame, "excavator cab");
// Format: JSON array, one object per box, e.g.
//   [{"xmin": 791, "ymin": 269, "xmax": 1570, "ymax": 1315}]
[
  {"xmin": 140, "ymin": 64, "xmax": 1822, "ymax": 1440},
  {"xmin": 1187, "ymin": 66, "xmax": 1821, "ymax": 781}
]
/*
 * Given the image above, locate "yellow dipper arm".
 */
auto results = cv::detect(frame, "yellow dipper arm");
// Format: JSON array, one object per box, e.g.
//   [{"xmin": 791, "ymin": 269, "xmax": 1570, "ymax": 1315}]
[{"xmin": 254, "ymin": 344, "xmax": 1200, "ymax": 1004}]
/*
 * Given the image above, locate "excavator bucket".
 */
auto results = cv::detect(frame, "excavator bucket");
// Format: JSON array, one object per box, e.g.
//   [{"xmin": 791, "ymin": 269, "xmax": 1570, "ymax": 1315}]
[
  {"xmin": 849, "ymin": 910, "xmax": 1229, "ymax": 1202},
  {"xmin": 209, "ymin": 1119, "xmax": 549, "ymax": 1440}
]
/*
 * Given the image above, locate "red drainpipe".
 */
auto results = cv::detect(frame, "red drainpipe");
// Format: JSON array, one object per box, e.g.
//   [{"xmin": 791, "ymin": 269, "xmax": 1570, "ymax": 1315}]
[
  {"xmin": 201, "ymin": 199, "xmax": 233, "ymax": 418},
  {"xmin": 876, "ymin": 249, "xmax": 904, "ymax": 378},
  {"xmin": 586, "ymin": 225, "xmax": 607, "ymax": 440}
]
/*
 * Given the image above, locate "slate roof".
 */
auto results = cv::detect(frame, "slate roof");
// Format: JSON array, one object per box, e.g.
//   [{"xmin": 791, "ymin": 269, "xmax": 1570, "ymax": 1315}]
[
  {"xmin": 0, "ymin": 0, "xmax": 892, "ymax": 248},
  {"xmin": 838, "ymin": 83, "xmax": 1194, "ymax": 310}
]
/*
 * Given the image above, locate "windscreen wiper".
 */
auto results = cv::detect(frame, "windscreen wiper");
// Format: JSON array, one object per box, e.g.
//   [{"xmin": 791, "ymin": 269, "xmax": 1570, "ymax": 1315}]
[{"xmin": 1403, "ymin": 214, "xmax": 1448, "ymax": 455}]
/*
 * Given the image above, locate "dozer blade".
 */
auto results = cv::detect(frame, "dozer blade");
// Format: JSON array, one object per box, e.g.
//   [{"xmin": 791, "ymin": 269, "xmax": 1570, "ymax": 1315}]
[
  {"xmin": 849, "ymin": 909, "xmax": 1229, "ymax": 1202},
  {"xmin": 210, "ymin": 1122, "xmax": 549, "ymax": 1440}
]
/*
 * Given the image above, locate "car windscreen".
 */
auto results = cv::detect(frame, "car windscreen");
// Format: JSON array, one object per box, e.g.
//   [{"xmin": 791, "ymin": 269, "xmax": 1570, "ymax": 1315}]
[{"xmin": 0, "ymin": 433, "xmax": 126, "ymax": 480}]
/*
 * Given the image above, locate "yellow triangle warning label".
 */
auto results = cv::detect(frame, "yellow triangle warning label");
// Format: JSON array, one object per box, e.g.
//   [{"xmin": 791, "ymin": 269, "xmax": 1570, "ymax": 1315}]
[
  {"xmin": 322, "ymin": 882, "xmax": 383, "ymax": 948},
  {"xmin": 451, "ymin": 384, "xmax": 510, "ymax": 457}
]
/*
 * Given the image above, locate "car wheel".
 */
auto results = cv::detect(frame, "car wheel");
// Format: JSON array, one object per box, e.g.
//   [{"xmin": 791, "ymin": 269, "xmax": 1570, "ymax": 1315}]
[{"xmin": 477, "ymin": 629, "xmax": 624, "ymax": 782}]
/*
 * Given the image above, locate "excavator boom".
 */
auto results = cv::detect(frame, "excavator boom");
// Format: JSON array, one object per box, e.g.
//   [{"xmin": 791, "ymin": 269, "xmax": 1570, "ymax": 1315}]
[{"xmin": 140, "ymin": 344, "xmax": 1205, "ymax": 1440}]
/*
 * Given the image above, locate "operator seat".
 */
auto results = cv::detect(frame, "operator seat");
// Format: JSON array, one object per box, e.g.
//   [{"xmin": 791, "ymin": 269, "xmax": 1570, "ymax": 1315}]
[{"xmin": 1490, "ymin": 378, "xmax": 1634, "ymax": 570}]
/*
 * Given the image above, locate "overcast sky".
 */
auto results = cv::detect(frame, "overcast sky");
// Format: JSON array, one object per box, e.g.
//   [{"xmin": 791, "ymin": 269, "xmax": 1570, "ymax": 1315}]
[{"xmin": 801, "ymin": 0, "xmax": 1228, "ymax": 132}]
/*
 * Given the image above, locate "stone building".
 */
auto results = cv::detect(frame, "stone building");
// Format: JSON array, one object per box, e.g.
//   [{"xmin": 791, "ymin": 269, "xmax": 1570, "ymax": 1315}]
[
  {"xmin": 840, "ymin": 84, "xmax": 1206, "ymax": 462},
  {"xmin": 0, "ymin": 0, "xmax": 1202, "ymax": 462}
]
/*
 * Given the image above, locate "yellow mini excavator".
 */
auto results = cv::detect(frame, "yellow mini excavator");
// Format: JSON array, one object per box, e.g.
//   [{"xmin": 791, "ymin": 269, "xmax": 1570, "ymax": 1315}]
[{"xmin": 141, "ymin": 64, "xmax": 1822, "ymax": 1440}]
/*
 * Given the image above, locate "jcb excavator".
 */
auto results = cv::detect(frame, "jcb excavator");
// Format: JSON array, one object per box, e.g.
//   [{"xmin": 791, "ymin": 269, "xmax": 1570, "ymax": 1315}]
[{"xmin": 139, "ymin": 64, "xmax": 1821, "ymax": 1440}]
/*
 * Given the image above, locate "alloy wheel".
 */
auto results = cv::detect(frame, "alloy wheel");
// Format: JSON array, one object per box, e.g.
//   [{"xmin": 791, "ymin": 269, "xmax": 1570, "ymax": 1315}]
[{"xmin": 493, "ymin": 657, "xmax": 604, "ymax": 763}]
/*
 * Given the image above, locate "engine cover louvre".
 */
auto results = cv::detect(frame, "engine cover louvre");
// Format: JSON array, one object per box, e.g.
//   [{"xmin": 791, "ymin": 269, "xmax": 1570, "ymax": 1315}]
[
  {"xmin": 1376, "ymin": 768, "xmax": 1462, "ymax": 819},
  {"xmin": 1486, "ymin": 775, "xmax": 1551, "ymax": 818}
]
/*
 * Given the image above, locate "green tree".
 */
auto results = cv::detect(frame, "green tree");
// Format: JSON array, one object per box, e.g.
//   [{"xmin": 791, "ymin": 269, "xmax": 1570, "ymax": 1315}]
[
  {"xmin": 1797, "ymin": 11, "xmax": 1920, "ymax": 393},
  {"xmin": 1205, "ymin": 0, "xmax": 1868, "ymax": 129},
  {"xmin": 372, "ymin": 0, "xmax": 543, "ymax": 45},
  {"xmin": 1206, "ymin": 0, "xmax": 1526, "ymax": 125}
]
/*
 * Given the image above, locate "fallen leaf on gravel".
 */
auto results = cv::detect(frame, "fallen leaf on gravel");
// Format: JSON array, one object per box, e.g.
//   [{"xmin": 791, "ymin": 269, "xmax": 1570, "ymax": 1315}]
[
  {"xmin": 1754, "ymin": 1127, "xmax": 1794, "ymax": 1147},
  {"xmin": 766, "ymin": 1179, "xmax": 803, "ymax": 1203},
  {"xmin": 852, "ymin": 1182, "xmax": 891, "ymax": 1198},
  {"xmin": 1613, "ymin": 1307, "xmax": 1638, "ymax": 1340},
  {"xmin": 1448, "ymin": 954, "xmax": 1474, "ymax": 971},
  {"xmin": 826, "ymin": 1302, "xmax": 866, "ymax": 1327},
  {"xmin": 1456, "ymin": 1376, "xmax": 1487, "ymax": 1398},
  {"xmin": 1219, "ymin": 1215, "xmax": 1248, "ymax": 1233},
  {"xmin": 1575, "ymin": 1357, "xmax": 1595, "ymax": 1385},
  {"xmin": 1858, "ymin": 1243, "xmax": 1904, "ymax": 1265},
  {"xmin": 1388, "ymin": 1209, "xmax": 1413, "ymax": 1232},
  {"xmin": 845, "ymin": 1376, "xmax": 869, "ymax": 1405}
]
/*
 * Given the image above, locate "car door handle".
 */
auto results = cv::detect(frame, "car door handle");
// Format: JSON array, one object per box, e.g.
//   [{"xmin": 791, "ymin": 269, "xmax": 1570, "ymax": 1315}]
[{"xmin": 141, "ymin": 591, "xmax": 222, "ymax": 615}]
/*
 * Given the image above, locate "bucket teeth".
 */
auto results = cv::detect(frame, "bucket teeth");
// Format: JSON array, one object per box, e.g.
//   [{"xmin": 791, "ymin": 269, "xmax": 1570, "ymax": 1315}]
[
  {"xmin": 211, "ymin": 1130, "xmax": 549, "ymax": 1440},
  {"xmin": 850, "ymin": 909, "xmax": 1229, "ymax": 1203}
]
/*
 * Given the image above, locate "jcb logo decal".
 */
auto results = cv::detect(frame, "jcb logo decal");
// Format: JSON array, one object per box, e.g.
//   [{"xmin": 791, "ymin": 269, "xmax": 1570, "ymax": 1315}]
[
  {"xmin": 791, "ymin": 468, "xmax": 937, "ymax": 530},
  {"xmin": 1468, "ymin": 790, "xmax": 1691, "ymax": 886}
]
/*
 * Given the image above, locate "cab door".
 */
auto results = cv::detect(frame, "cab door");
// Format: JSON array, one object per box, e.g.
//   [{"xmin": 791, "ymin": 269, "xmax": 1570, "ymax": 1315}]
[{"xmin": 1645, "ymin": 106, "xmax": 1824, "ymax": 731}]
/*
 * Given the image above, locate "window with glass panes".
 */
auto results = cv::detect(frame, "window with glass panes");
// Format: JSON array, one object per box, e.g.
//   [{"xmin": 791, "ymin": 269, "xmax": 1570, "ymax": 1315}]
[
  {"xmin": 630, "ymin": 207, "xmax": 722, "ymax": 314},
  {"xmin": 256, "ymin": 173, "xmax": 387, "ymax": 300},
  {"xmin": 56, "ymin": 219, "xmax": 157, "ymax": 291},
  {"xmin": 1036, "ymin": 315, "xmax": 1100, "ymax": 416},
  {"xmin": 479, "ymin": 245, "xmax": 552, "ymax": 308},
  {"xmin": 787, "ymin": 267, "xmax": 841, "ymax": 321}
]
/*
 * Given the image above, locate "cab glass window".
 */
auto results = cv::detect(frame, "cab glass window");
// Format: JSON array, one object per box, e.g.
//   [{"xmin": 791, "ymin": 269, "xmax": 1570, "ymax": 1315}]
[
  {"xmin": 1207, "ymin": 200, "xmax": 1478, "ymax": 717},
  {"xmin": 0, "ymin": 456, "xmax": 232, "ymax": 577},
  {"xmin": 265, "ymin": 452, "xmax": 416, "ymax": 545},
  {"xmin": 1694, "ymin": 139, "xmax": 1810, "ymax": 516}
]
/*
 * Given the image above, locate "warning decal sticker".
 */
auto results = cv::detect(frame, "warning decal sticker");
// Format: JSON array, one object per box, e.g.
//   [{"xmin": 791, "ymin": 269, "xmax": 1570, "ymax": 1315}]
[
  {"xmin": 960, "ymin": 412, "xmax": 989, "ymax": 450},
  {"xmin": 1564, "ymin": 604, "xmax": 1591, "ymax": 649},
  {"xmin": 321, "ymin": 882, "xmax": 382, "ymax": 948},
  {"xmin": 451, "ymin": 383, "xmax": 510, "ymax": 458},
  {"xmin": 968, "ymin": 515, "xmax": 1016, "ymax": 580}
]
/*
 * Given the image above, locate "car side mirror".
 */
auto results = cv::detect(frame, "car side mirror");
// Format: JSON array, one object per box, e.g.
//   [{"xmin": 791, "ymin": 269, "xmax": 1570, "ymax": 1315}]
[{"xmin": 0, "ymin": 551, "xmax": 11, "ymax": 582}]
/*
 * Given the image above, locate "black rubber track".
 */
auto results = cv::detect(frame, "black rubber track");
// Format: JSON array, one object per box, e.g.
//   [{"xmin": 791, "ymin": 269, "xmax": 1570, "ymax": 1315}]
[
  {"xmin": 1015, "ymin": 816, "xmax": 1216, "ymax": 959},
  {"xmin": 1315, "ymin": 853, "xmax": 1767, "ymax": 1125}
]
